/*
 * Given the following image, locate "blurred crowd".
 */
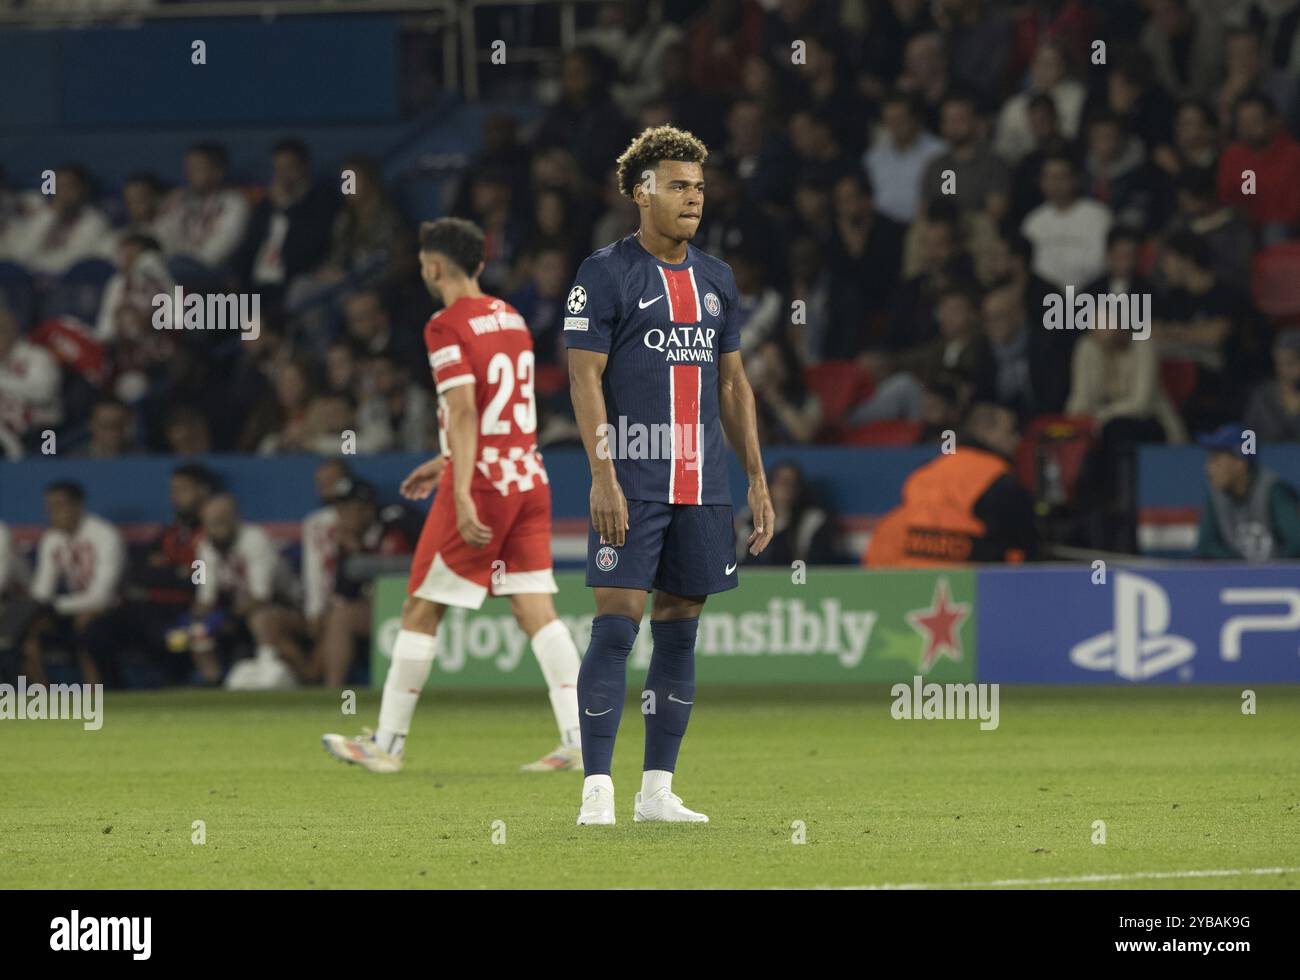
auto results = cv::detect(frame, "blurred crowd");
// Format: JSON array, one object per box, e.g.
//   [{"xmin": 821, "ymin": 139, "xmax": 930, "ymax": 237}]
[
  {"xmin": 2, "ymin": 1, "xmax": 1298, "ymax": 468},
  {"xmin": 0, "ymin": 459, "xmax": 422, "ymax": 689}
]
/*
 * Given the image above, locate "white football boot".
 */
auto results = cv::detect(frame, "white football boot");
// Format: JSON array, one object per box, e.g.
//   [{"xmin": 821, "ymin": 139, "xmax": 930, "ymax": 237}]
[
  {"xmin": 321, "ymin": 730, "xmax": 403, "ymax": 774},
  {"xmin": 520, "ymin": 744, "xmax": 583, "ymax": 772},
  {"xmin": 576, "ymin": 784, "xmax": 616, "ymax": 825},
  {"xmin": 634, "ymin": 788, "xmax": 709, "ymax": 823}
]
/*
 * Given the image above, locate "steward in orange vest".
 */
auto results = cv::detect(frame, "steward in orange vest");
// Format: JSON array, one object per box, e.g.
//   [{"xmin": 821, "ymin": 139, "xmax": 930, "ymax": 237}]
[{"xmin": 865, "ymin": 403, "xmax": 1036, "ymax": 567}]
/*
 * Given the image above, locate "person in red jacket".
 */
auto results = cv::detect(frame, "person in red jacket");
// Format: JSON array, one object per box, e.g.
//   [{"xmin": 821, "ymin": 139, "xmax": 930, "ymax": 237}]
[{"xmin": 1216, "ymin": 92, "xmax": 1300, "ymax": 241}]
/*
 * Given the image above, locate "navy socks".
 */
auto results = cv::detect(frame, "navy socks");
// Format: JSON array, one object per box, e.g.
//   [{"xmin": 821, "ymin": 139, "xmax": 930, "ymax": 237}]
[
  {"xmin": 643, "ymin": 617, "xmax": 699, "ymax": 773},
  {"xmin": 577, "ymin": 614, "xmax": 639, "ymax": 776}
]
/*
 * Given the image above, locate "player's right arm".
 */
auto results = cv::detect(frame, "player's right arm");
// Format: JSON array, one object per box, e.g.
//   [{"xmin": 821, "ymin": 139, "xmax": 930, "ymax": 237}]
[
  {"xmin": 565, "ymin": 258, "xmax": 628, "ymax": 547},
  {"xmin": 426, "ymin": 317, "xmax": 492, "ymax": 548},
  {"xmin": 569, "ymin": 349, "xmax": 628, "ymax": 547},
  {"xmin": 440, "ymin": 381, "xmax": 492, "ymax": 549}
]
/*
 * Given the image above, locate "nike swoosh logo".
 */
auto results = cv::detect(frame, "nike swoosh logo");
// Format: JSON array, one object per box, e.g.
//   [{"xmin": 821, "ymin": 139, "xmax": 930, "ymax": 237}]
[
  {"xmin": 584, "ymin": 707, "xmax": 614, "ymax": 717},
  {"xmin": 725, "ymin": 563, "xmax": 737, "ymax": 575},
  {"xmin": 667, "ymin": 694, "xmax": 694, "ymax": 705},
  {"xmin": 638, "ymin": 295, "xmax": 664, "ymax": 309}
]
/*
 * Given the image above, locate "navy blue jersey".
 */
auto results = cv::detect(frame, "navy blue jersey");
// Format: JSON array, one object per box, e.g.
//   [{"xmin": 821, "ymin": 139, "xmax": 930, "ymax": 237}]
[{"xmin": 564, "ymin": 234, "xmax": 741, "ymax": 505}]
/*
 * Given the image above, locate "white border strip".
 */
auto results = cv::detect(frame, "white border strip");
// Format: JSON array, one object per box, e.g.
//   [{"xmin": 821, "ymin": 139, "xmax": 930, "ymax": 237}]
[{"xmin": 827, "ymin": 866, "xmax": 1300, "ymax": 890}]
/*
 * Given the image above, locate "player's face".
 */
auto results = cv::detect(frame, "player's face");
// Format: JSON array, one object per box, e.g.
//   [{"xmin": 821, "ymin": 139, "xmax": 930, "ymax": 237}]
[
  {"xmin": 170, "ymin": 476, "xmax": 208, "ymax": 521},
  {"xmin": 201, "ymin": 500, "xmax": 238, "ymax": 547},
  {"xmin": 642, "ymin": 161, "xmax": 704, "ymax": 242},
  {"xmin": 45, "ymin": 492, "xmax": 81, "ymax": 533},
  {"xmin": 1206, "ymin": 452, "xmax": 1244, "ymax": 492}
]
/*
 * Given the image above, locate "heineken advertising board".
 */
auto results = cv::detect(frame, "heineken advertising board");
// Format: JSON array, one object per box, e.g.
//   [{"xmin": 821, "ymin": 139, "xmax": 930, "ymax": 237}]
[{"xmin": 370, "ymin": 569, "xmax": 976, "ymax": 688}]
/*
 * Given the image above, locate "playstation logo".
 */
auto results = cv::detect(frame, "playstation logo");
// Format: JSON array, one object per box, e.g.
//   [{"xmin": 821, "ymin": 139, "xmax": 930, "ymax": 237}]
[{"xmin": 1070, "ymin": 571, "xmax": 1195, "ymax": 680}]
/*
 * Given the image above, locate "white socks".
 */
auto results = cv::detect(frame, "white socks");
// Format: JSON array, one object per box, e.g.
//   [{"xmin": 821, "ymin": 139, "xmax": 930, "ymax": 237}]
[
  {"xmin": 583, "ymin": 772, "xmax": 673, "ymax": 801},
  {"xmin": 641, "ymin": 769, "xmax": 672, "ymax": 798},
  {"xmin": 583, "ymin": 774, "xmax": 614, "ymax": 797},
  {"xmin": 376, "ymin": 628, "xmax": 438, "ymax": 755},
  {"xmin": 530, "ymin": 618, "xmax": 582, "ymax": 747}
]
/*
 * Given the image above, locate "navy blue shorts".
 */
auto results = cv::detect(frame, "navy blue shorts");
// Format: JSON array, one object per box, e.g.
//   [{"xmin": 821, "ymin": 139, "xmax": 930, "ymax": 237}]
[{"xmin": 585, "ymin": 500, "xmax": 738, "ymax": 596}]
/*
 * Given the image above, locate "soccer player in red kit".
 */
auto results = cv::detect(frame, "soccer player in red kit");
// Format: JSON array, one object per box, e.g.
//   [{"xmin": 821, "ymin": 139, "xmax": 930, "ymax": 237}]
[{"xmin": 323, "ymin": 218, "xmax": 584, "ymax": 774}]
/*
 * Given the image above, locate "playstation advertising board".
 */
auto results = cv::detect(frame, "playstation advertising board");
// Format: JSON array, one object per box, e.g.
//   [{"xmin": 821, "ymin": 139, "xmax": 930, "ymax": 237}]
[{"xmin": 978, "ymin": 565, "xmax": 1300, "ymax": 683}]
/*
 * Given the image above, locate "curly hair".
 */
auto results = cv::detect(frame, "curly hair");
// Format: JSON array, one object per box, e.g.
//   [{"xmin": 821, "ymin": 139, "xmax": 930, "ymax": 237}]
[{"xmin": 615, "ymin": 126, "xmax": 709, "ymax": 199}]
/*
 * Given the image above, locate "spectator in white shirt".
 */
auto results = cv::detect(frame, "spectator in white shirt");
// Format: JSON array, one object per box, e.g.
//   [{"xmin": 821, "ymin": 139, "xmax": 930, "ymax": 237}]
[
  {"xmin": 9, "ymin": 165, "xmax": 112, "ymax": 276},
  {"xmin": 155, "ymin": 143, "xmax": 250, "ymax": 273},
  {"xmin": 863, "ymin": 91, "xmax": 947, "ymax": 225},
  {"xmin": 995, "ymin": 40, "xmax": 1087, "ymax": 165},
  {"xmin": 26, "ymin": 481, "xmax": 126, "ymax": 686},
  {"xmin": 95, "ymin": 233, "xmax": 178, "ymax": 402},
  {"xmin": 1021, "ymin": 153, "xmax": 1113, "ymax": 291},
  {"xmin": 0, "ymin": 521, "xmax": 27, "ymax": 597},
  {"xmin": 192, "ymin": 493, "xmax": 306, "ymax": 687},
  {"xmin": 0, "ymin": 306, "xmax": 62, "ymax": 456},
  {"xmin": 0, "ymin": 520, "xmax": 32, "ymax": 684},
  {"xmin": 0, "ymin": 169, "xmax": 45, "ymax": 263}
]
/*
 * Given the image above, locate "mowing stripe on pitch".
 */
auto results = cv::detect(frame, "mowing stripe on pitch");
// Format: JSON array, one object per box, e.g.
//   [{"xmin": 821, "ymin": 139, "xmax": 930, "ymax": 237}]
[{"xmin": 831, "ymin": 866, "xmax": 1300, "ymax": 890}]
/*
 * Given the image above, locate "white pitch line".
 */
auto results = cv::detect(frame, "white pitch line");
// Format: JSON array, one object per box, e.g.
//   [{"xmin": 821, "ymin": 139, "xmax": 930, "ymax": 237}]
[{"xmin": 834, "ymin": 867, "xmax": 1300, "ymax": 890}]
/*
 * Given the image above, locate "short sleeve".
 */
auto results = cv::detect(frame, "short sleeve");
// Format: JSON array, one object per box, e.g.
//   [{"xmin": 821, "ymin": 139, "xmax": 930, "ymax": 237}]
[
  {"xmin": 563, "ymin": 256, "xmax": 618, "ymax": 354},
  {"xmin": 719, "ymin": 265, "xmax": 741, "ymax": 355},
  {"xmin": 425, "ymin": 318, "xmax": 474, "ymax": 395}
]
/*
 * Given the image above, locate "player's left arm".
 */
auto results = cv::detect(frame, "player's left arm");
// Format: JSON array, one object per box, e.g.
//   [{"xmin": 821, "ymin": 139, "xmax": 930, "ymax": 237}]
[{"xmin": 718, "ymin": 350, "xmax": 774, "ymax": 556}]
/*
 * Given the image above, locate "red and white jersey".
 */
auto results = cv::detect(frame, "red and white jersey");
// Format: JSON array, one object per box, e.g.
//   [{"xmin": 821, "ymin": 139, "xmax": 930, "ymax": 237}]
[
  {"xmin": 195, "ymin": 523, "xmax": 295, "ymax": 608},
  {"xmin": 424, "ymin": 294, "xmax": 548, "ymax": 497},
  {"xmin": 0, "ymin": 521, "xmax": 29, "ymax": 597},
  {"xmin": 300, "ymin": 505, "xmax": 339, "ymax": 620},
  {"xmin": 30, "ymin": 514, "xmax": 125, "ymax": 615}
]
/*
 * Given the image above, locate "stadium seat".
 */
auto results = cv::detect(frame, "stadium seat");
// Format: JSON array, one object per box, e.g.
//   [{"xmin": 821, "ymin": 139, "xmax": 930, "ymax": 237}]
[
  {"xmin": 1014, "ymin": 414, "xmax": 1096, "ymax": 506},
  {"xmin": 1159, "ymin": 358, "xmax": 1198, "ymax": 408},
  {"xmin": 844, "ymin": 418, "xmax": 923, "ymax": 446},
  {"xmin": 804, "ymin": 360, "xmax": 875, "ymax": 439},
  {"xmin": 0, "ymin": 261, "xmax": 36, "ymax": 330},
  {"xmin": 534, "ymin": 363, "xmax": 568, "ymax": 397},
  {"xmin": 43, "ymin": 258, "xmax": 117, "ymax": 326},
  {"xmin": 1136, "ymin": 237, "xmax": 1158, "ymax": 278},
  {"xmin": 1251, "ymin": 242, "xmax": 1300, "ymax": 327}
]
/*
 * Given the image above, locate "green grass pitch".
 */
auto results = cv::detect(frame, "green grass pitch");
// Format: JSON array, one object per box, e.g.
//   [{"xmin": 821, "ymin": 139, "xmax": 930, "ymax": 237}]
[{"xmin": 3, "ymin": 686, "xmax": 1298, "ymax": 889}]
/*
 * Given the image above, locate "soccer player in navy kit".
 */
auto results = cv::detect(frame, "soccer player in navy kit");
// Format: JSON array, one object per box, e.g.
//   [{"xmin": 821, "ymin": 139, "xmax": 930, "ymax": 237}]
[{"xmin": 565, "ymin": 126, "xmax": 774, "ymax": 825}]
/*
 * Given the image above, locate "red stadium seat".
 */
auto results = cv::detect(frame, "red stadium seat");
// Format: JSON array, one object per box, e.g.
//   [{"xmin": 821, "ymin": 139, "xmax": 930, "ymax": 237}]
[
  {"xmin": 804, "ymin": 360, "xmax": 875, "ymax": 435},
  {"xmin": 1014, "ymin": 414, "xmax": 1096, "ymax": 506},
  {"xmin": 1159, "ymin": 358, "xmax": 1198, "ymax": 407},
  {"xmin": 533, "ymin": 363, "xmax": 568, "ymax": 396},
  {"xmin": 844, "ymin": 419, "xmax": 923, "ymax": 446},
  {"xmin": 1251, "ymin": 242, "xmax": 1300, "ymax": 327},
  {"xmin": 1136, "ymin": 237, "xmax": 1158, "ymax": 278}
]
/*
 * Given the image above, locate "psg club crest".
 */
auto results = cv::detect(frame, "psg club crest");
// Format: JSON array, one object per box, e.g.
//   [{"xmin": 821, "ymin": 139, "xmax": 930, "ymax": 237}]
[
  {"xmin": 567, "ymin": 285, "xmax": 587, "ymax": 314},
  {"xmin": 596, "ymin": 545, "xmax": 618, "ymax": 571},
  {"xmin": 704, "ymin": 292, "xmax": 721, "ymax": 317}
]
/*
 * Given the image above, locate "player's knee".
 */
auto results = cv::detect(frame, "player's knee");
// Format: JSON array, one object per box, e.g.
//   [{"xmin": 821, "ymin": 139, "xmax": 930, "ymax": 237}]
[
  {"xmin": 510, "ymin": 594, "xmax": 557, "ymax": 636},
  {"xmin": 401, "ymin": 595, "xmax": 443, "ymax": 634},
  {"xmin": 651, "ymin": 591, "xmax": 705, "ymax": 621}
]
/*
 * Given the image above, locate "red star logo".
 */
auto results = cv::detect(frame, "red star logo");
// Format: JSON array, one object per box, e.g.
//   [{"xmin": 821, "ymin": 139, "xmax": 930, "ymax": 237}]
[{"xmin": 906, "ymin": 578, "xmax": 970, "ymax": 671}]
